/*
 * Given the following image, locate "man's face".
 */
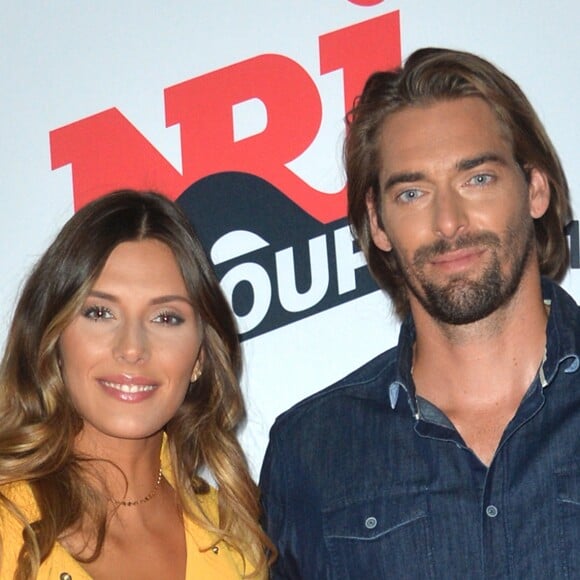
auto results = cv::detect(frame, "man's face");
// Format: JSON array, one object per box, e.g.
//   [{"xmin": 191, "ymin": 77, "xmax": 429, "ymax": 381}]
[{"xmin": 367, "ymin": 97, "xmax": 549, "ymax": 325}]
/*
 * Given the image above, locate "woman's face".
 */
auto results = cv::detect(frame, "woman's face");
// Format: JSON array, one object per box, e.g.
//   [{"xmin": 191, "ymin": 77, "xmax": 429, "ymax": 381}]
[{"xmin": 59, "ymin": 239, "xmax": 202, "ymax": 444}]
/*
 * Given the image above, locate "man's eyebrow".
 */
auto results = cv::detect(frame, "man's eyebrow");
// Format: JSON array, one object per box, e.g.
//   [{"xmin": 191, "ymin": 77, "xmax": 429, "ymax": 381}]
[
  {"xmin": 383, "ymin": 171, "xmax": 426, "ymax": 192},
  {"xmin": 381, "ymin": 153, "xmax": 511, "ymax": 193},
  {"xmin": 456, "ymin": 153, "xmax": 508, "ymax": 171}
]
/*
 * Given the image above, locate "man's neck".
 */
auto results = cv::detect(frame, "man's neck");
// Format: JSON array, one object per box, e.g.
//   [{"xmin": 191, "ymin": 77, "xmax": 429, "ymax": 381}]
[{"xmin": 409, "ymin": 270, "xmax": 548, "ymax": 465}]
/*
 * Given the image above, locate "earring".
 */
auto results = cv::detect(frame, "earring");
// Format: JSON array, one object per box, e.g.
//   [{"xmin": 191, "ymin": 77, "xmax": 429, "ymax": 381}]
[{"xmin": 191, "ymin": 360, "xmax": 202, "ymax": 382}]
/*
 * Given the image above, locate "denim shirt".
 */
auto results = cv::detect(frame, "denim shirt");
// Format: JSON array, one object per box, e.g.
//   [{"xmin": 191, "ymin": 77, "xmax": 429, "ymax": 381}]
[{"xmin": 260, "ymin": 279, "xmax": 580, "ymax": 579}]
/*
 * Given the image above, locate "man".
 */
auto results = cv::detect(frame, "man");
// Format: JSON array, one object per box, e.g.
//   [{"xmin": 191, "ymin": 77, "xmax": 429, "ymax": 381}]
[{"xmin": 260, "ymin": 48, "xmax": 579, "ymax": 579}]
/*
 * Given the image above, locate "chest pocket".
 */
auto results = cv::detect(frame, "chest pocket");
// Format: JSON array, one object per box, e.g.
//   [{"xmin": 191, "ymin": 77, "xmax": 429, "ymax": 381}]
[
  {"xmin": 555, "ymin": 466, "xmax": 580, "ymax": 579},
  {"xmin": 322, "ymin": 491, "xmax": 434, "ymax": 580}
]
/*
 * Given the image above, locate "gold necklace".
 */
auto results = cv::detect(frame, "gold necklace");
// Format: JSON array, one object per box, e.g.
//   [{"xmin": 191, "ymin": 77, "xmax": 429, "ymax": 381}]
[{"xmin": 111, "ymin": 468, "xmax": 164, "ymax": 507}]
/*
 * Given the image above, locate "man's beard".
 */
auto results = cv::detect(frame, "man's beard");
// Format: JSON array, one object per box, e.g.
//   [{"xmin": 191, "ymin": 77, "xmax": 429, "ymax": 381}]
[{"xmin": 394, "ymin": 222, "xmax": 535, "ymax": 325}]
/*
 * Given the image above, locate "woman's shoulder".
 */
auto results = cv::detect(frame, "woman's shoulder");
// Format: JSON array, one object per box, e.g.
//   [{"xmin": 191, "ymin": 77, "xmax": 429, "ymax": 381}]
[
  {"xmin": 184, "ymin": 487, "xmax": 266, "ymax": 579},
  {"xmin": 193, "ymin": 484, "xmax": 219, "ymax": 519},
  {"xmin": 0, "ymin": 481, "xmax": 38, "ymax": 578},
  {"xmin": 0, "ymin": 480, "xmax": 39, "ymax": 525}
]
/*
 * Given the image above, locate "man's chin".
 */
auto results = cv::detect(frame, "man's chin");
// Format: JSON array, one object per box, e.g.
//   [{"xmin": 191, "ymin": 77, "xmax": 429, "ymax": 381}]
[
  {"xmin": 423, "ymin": 274, "xmax": 480, "ymax": 297},
  {"xmin": 418, "ymin": 276, "xmax": 503, "ymax": 325}
]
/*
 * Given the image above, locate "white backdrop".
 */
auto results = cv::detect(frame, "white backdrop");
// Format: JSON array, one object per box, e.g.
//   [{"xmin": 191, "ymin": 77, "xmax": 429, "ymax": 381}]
[{"xmin": 2, "ymin": 1, "xmax": 579, "ymax": 477}]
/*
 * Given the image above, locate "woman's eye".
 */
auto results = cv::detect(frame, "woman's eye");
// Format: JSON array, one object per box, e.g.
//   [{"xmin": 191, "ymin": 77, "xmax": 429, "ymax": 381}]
[
  {"xmin": 153, "ymin": 311, "xmax": 185, "ymax": 326},
  {"xmin": 82, "ymin": 305, "xmax": 113, "ymax": 321}
]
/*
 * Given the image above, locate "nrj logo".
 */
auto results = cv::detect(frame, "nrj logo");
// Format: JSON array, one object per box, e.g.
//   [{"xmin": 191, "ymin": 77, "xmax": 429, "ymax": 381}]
[
  {"xmin": 49, "ymin": 11, "xmax": 402, "ymax": 339},
  {"xmin": 178, "ymin": 173, "xmax": 377, "ymax": 339}
]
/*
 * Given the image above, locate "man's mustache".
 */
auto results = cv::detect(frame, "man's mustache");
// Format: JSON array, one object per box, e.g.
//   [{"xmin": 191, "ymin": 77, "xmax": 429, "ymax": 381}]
[{"xmin": 413, "ymin": 232, "xmax": 501, "ymax": 266}]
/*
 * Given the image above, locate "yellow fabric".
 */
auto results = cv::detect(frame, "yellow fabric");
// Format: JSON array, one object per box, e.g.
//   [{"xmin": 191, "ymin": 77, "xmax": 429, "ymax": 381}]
[{"xmin": 0, "ymin": 441, "xmax": 264, "ymax": 578}]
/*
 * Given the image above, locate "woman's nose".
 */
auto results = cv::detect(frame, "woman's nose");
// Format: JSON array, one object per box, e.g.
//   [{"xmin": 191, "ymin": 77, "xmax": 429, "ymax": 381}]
[{"xmin": 112, "ymin": 321, "xmax": 149, "ymax": 364}]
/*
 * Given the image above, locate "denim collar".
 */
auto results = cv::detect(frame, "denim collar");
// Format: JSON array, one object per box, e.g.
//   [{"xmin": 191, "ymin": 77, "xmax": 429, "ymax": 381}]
[{"xmin": 388, "ymin": 278, "xmax": 580, "ymax": 417}]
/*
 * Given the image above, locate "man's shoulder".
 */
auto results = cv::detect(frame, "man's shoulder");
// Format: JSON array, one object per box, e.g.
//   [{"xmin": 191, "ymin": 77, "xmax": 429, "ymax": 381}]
[{"xmin": 272, "ymin": 346, "xmax": 400, "ymax": 435}]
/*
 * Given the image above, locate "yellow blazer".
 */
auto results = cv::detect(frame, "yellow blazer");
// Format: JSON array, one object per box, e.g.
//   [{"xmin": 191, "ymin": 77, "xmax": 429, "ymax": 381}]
[{"xmin": 0, "ymin": 443, "xmax": 264, "ymax": 579}]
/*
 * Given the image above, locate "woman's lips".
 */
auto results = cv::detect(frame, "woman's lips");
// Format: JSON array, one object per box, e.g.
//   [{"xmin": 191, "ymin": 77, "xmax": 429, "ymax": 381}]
[
  {"xmin": 101, "ymin": 380, "xmax": 155, "ymax": 393},
  {"xmin": 97, "ymin": 375, "xmax": 159, "ymax": 401}
]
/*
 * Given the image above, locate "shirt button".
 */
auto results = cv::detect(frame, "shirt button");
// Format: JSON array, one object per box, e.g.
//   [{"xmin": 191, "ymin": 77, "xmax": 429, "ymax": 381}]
[
  {"xmin": 365, "ymin": 516, "xmax": 377, "ymax": 529},
  {"xmin": 486, "ymin": 505, "xmax": 499, "ymax": 518}
]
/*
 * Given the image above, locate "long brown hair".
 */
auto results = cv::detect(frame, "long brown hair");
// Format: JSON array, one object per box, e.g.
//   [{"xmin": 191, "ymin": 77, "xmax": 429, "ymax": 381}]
[
  {"xmin": 346, "ymin": 47, "xmax": 572, "ymax": 319},
  {"xmin": 0, "ymin": 190, "xmax": 273, "ymax": 577}
]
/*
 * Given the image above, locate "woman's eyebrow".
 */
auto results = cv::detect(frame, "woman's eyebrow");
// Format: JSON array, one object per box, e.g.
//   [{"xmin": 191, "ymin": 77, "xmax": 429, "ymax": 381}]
[{"xmin": 87, "ymin": 290, "xmax": 192, "ymax": 307}]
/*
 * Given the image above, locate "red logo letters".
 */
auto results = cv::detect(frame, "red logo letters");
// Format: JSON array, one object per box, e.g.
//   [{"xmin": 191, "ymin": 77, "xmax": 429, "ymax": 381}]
[{"xmin": 50, "ymin": 12, "xmax": 401, "ymax": 223}]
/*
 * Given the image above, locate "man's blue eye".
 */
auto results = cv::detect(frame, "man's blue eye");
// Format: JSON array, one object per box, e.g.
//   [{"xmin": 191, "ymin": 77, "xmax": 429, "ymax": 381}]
[
  {"xmin": 470, "ymin": 174, "xmax": 493, "ymax": 185},
  {"xmin": 398, "ymin": 189, "xmax": 422, "ymax": 203}
]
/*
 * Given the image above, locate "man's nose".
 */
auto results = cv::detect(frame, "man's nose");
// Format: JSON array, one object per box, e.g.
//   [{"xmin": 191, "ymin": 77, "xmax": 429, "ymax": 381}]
[{"xmin": 433, "ymin": 187, "xmax": 468, "ymax": 240}]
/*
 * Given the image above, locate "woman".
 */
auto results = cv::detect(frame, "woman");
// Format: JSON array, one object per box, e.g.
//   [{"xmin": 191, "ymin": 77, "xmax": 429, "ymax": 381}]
[{"xmin": 0, "ymin": 190, "xmax": 273, "ymax": 578}]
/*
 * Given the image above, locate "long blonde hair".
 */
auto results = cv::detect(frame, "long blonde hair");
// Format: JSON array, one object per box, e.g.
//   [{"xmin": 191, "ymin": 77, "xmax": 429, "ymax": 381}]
[{"xmin": 0, "ymin": 190, "xmax": 273, "ymax": 577}]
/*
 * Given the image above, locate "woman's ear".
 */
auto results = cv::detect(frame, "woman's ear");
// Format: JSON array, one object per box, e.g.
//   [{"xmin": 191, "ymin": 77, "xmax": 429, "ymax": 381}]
[{"xmin": 191, "ymin": 356, "xmax": 203, "ymax": 382}]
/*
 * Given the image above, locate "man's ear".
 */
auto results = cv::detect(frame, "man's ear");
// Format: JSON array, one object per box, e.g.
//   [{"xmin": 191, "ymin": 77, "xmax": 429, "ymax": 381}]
[
  {"xmin": 527, "ymin": 167, "xmax": 550, "ymax": 219},
  {"xmin": 366, "ymin": 191, "xmax": 392, "ymax": 251}
]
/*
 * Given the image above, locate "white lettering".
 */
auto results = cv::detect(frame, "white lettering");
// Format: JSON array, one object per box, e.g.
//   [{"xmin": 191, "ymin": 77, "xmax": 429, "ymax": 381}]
[
  {"xmin": 275, "ymin": 234, "xmax": 329, "ymax": 312},
  {"xmin": 334, "ymin": 225, "xmax": 367, "ymax": 294},
  {"xmin": 220, "ymin": 263, "xmax": 272, "ymax": 333}
]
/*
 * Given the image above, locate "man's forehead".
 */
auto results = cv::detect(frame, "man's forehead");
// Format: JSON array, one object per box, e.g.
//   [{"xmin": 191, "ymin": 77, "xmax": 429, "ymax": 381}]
[{"xmin": 377, "ymin": 97, "xmax": 514, "ymax": 177}]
